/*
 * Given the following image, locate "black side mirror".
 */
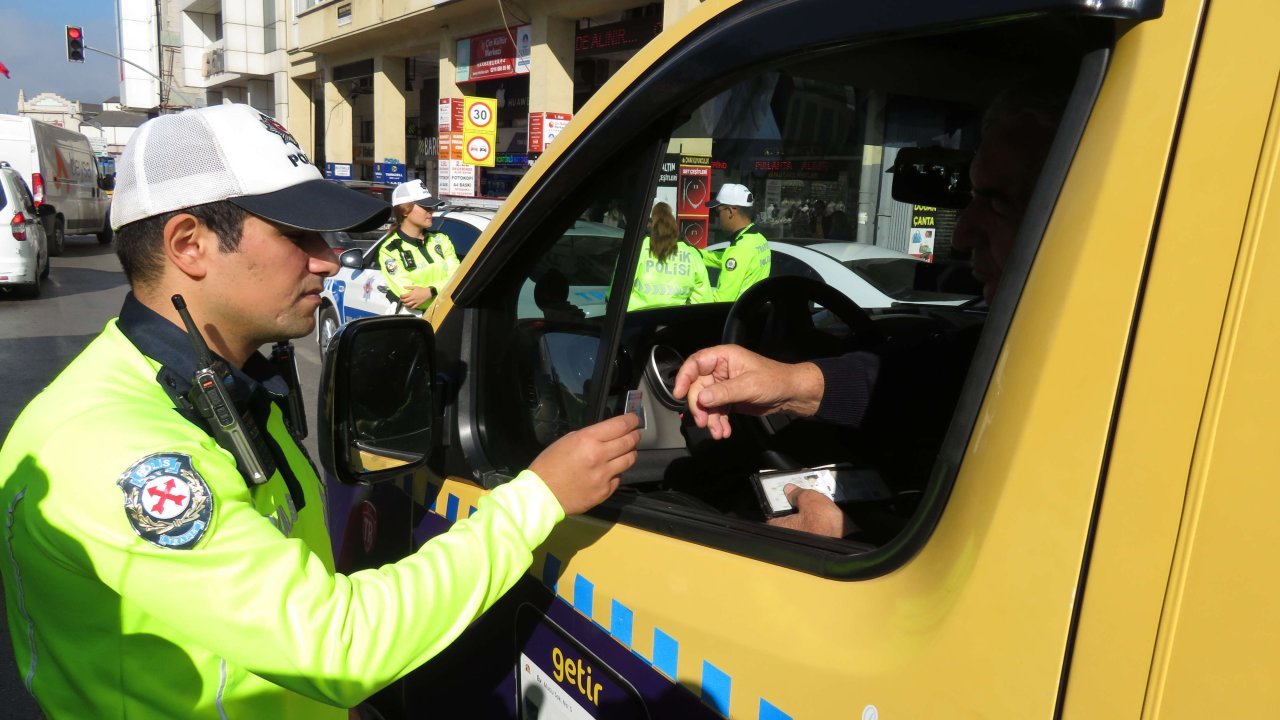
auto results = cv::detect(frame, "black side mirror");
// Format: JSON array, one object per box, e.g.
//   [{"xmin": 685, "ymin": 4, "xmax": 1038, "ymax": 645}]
[
  {"xmin": 888, "ymin": 146, "xmax": 974, "ymax": 210},
  {"xmin": 99, "ymin": 175, "xmax": 115, "ymax": 191},
  {"xmin": 319, "ymin": 315, "xmax": 435, "ymax": 485},
  {"xmin": 340, "ymin": 247, "xmax": 364, "ymax": 269}
]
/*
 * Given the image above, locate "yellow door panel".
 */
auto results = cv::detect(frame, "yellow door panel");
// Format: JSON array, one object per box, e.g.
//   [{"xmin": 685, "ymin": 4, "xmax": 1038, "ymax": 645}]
[{"xmin": 1064, "ymin": 1, "xmax": 1280, "ymax": 715}]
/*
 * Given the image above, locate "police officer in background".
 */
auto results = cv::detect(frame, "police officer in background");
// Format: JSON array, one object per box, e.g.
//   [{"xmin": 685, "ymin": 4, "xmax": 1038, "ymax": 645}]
[
  {"xmin": 378, "ymin": 179, "xmax": 459, "ymax": 311},
  {"xmin": 628, "ymin": 201, "xmax": 711, "ymax": 310},
  {"xmin": 0, "ymin": 103, "xmax": 640, "ymax": 719},
  {"xmin": 700, "ymin": 183, "xmax": 772, "ymax": 301}
]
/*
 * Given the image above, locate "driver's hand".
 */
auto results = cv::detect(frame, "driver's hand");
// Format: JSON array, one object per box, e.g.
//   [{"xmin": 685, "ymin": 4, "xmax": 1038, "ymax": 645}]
[
  {"xmin": 672, "ymin": 344, "xmax": 824, "ymax": 439},
  {"xmin": 766, "ymin": 484, "xmax": 856, "ymax": 539}
]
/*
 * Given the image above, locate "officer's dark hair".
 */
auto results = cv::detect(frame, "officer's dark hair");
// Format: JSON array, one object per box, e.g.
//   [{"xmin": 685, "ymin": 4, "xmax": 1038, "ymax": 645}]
[
  {"xmin": 649, "ymin": 202, "xmax": 680, "ymax": 263},
  {"xmin": 115, "ymin": 201, "xmax": 249, "ymax": 287}
]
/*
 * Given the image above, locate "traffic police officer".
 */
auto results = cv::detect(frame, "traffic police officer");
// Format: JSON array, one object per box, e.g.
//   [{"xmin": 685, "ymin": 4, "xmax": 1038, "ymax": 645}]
[
  {"xmin": 378, "ymin": 179, "xmax": 459, "ymax": 311},
  {"xmin": 628, "ymin": 201, "xmax": 711, "ymax": 310},
  {"xmin": 701, "ymin": 183, "xmax": 771, "ymax": 301},
  {"xmin": 0, "ymin": 104, "xmax": 639, "ymax": 718}
]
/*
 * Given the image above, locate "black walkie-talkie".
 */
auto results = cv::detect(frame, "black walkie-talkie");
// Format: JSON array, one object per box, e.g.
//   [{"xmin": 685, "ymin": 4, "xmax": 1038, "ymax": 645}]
[
  {"xmin": 269, "ymin": 341, "xmax": 308, "ymax": 440},
  {"xmin": 172, "ymin": 294, "xmax": 275, "ymax": 486}
]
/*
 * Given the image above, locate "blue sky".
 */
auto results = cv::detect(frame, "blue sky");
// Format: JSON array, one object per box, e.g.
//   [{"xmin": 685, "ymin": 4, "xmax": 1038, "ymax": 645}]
[{"xmin": 0, "ymin": 1, "xmax": 123, "ymax": 114}]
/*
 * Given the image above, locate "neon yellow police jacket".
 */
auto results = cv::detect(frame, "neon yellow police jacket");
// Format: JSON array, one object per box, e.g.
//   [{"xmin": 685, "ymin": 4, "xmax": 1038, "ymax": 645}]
[
  {"xmin": 627, "ymin": 235, "xmax": 712, "ymax": 311},
  {"xmin": 0, "ymin": 298, "xmax": 564, "ymax": 719},
  {"xmin": 699, "ymin": 223, "xmax": 772, "ymax": 302},
  {"xmin": 378, "ymin": 228, "xmax": 460, "ymax": 310}
]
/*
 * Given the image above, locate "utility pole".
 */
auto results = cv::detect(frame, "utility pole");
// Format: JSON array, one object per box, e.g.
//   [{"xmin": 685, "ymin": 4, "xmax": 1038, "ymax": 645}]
[{"xmin": 82, "ymin": 44, "xmax": 201, "ymax": 110}]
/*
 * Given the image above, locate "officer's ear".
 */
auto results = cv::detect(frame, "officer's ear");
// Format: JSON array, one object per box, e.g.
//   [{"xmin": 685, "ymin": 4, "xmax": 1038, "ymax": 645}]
[{"xmin": 163, "ymin": 213, "xmax": 215, "ymax": 280}]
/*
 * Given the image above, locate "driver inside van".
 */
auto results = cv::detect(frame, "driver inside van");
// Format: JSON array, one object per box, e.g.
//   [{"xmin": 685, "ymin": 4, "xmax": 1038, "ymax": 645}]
[{"xmin": 672, "ymin": 84, "xmax": 1066, "ymax": 538}]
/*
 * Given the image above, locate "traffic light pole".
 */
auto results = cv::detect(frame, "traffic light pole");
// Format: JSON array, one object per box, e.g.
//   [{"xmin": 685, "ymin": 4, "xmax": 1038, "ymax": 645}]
[{"xmin": 83, "ymin": 45, "xmax": 201, "ymax": 110}]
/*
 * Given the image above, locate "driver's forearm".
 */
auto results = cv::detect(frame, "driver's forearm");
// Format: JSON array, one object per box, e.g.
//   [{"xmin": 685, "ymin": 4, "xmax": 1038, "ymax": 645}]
[{"xmin": 809, "ymin": 352, "xmax": 881, "ymax": 427}]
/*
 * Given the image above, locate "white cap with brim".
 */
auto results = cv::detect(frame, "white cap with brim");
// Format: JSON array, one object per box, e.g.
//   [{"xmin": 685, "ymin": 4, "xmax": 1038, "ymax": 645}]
[
  {"xmin": 110, "ymin": 103, "xmax": 390, "ymax": 232},
  {"xmin": 706, "ymin": 183, "xmax": 755, "ymax": 209},
  {"xmin": 391, "ymin": 179, "xmax": 446, "ymax": 209}
]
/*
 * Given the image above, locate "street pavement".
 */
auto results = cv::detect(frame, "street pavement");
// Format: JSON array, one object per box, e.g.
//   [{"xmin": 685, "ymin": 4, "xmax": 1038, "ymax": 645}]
[{"xmin": 0, "ymin": 235, "xmax": 325, "ymax": 716}]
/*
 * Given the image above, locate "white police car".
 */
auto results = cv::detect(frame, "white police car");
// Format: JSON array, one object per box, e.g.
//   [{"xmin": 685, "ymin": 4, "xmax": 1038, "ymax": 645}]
[{"xmin": 0, "ymin": 161, "xmax": 50, "ymax": 298}]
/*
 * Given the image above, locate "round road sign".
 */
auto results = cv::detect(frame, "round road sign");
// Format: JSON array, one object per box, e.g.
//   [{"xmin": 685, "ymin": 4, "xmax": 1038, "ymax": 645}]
[
  {"xmin": 467, "ymin": 101, "xmax": 493, "ymax": 128},
  {"xmin": 466, "ymin": 136, "xmax": 493, "ymax": 164}
]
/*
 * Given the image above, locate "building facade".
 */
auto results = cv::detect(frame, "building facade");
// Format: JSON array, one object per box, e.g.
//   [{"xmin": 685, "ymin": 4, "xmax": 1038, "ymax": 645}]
[{"xmin": 287, "ymin": 0, "xmax": 702, "ymax": 199}]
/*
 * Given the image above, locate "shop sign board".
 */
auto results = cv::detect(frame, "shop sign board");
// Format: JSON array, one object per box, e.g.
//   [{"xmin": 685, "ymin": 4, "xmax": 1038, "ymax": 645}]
[
  {"xmin": 438, "ymin": 98, "xmax": 464, "ymax": 133},
  {"xmin": 528, "ymin": 112, "xmax": 573, "ymax": 153},
  {"xmin": 324, "ymin": 162, "xmax": 353, "ymax": 180},
  {"xmin": 439, "ymin": 159, "xmax": 476, "ymax": 197},
  {"xmin": 676, "ymin": 154, "xmax": 711, "ymax": 248},
  {"xmin": 373, "ymin": 163, "xmax": 406, "ymax": 183},
  {"xmin": 575, "ymin": 16, "xmax": 663, "ymax": 57},
  {"xmin": 455, "ymin": 25, "xmax": 532, "ymax": 83}
]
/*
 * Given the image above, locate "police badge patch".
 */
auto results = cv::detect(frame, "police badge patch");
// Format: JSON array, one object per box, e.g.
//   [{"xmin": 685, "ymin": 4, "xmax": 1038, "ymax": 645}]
[
  {"xmin": 384, "ymin": 258, "xmax": 398, "ymax": 273},
  {"xmin": 725, "ymin": 258, "xmax": 738, "ymax": 271},
  {"xmin": 117, "ymin": 453, "xmax": 214, "ymax": 550}
]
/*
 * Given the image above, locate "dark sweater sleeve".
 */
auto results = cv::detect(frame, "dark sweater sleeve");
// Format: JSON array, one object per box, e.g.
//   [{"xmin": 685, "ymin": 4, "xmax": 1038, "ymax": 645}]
[{"xmin": 811, "ymin": 351, "xmax": 880, "ymax": 427}]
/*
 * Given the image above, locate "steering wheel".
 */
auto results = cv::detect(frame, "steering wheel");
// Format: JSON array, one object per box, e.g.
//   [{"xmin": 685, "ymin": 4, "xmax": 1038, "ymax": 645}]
[{"xmin": 722, "ymin": 275, "xmax": 883, "ymax": 439}]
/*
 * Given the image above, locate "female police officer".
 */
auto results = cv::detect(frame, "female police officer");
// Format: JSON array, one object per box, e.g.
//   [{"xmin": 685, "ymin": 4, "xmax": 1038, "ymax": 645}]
[
  {"xmin": 0, "ymin": 104, "xmax": 639, "ymax": 719},
  {"xmin": 378, "ymin": 179, "xmax": 459, "ymax": 311}
]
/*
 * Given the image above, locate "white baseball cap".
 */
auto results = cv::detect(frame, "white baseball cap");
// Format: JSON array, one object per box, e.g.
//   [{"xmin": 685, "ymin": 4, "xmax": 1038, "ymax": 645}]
[
  {"xmin": 110, "ymin": 103, "xmax": 389, "ymax": 232},
  {"xmin": 391, "ymin": 179, "xmax": 446, "ymax": 209},
  {"xmin": 706, "ymin": 183, "xmax": 755, "ymax": 209}
]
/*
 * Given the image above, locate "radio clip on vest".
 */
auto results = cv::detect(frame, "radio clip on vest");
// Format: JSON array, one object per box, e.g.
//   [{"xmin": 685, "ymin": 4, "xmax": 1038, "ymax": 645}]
[{"xmin": 171, "ymin": 294, "xmax": 276, "ymax": 485}]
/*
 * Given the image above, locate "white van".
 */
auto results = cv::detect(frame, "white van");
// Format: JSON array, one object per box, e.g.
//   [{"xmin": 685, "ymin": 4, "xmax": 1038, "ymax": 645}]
[{"xmin": 0, "ymin": 115, "xmax": 113, "ymax": 255}]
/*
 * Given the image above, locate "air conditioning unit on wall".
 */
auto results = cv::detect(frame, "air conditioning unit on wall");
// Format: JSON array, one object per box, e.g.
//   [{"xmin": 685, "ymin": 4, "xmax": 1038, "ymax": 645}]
[{"xmin": 204, "ymin": 47, "xmax": 225, "ymax": 78}]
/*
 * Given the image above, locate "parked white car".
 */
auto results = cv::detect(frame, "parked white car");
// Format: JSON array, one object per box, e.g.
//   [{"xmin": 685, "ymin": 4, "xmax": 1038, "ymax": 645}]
[
  {"xmin": 706, "ymin": 239, "xmax": 976, "ymax": 308},
  {"xmin": 0, "ymin": 161, "xmax": 50, "ymax": 298}
]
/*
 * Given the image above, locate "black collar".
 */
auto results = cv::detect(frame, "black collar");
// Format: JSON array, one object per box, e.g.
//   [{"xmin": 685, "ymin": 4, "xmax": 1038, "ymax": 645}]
[
  {"xmin": 730, "ymin": 223, "xmax": 757, "ymax": 246},
  {"xmin": 117, "ymin": 293, "xmax": 290, "ymax": 412}
]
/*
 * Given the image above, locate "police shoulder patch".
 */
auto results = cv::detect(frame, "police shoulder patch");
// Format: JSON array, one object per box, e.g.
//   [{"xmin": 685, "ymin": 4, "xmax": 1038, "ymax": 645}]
[
  {"xmin": 725, "ymin": 258, "xmax": 738, "ymax": 271},
  {"xmin": 117, "ymin": 453, "xmax": 214, "ymax": 550},
  {"xmin": 384, "ymin": 258, "xmax": 398, "ymax": 273}
]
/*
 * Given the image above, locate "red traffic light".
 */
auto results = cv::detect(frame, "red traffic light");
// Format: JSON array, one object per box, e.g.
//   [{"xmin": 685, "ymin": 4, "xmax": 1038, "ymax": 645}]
[{"xmin": 65, "ymin": 25, "xmax": 85, "ymax": 63}]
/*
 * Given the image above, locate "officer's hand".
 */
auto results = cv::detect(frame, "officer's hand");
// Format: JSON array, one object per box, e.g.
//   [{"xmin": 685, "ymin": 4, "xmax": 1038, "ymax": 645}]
[
  {"xmin": 530, "ymin": 413, "xmax": 641, "ymax": 515},
  {"xmin": 766, "ymin": 484, "xmax": 856, "ymax": 539},
  {"xmin": 401, "ymin": 285, "xmax": 435, "ymax": 307},
  {"xmin": 672, "ymin": 344, "xmax": 824, "ymax": 439}
]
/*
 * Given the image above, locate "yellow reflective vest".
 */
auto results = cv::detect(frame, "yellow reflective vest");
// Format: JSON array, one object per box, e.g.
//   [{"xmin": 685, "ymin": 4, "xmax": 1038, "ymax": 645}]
[
  {"xmin": 700, "ymin": 223, "xmax": 772, "ymax": 302},
  {"xmin": 0, "ymin": 295, "xmax": 564, "ymax": 718},
  {"xmin": 377, "ymin": 228, "xmax": 460, "ymax": 310},
  {"xmin": 627, "ymin": 236, "xmax": 712, "ymax": 311}
]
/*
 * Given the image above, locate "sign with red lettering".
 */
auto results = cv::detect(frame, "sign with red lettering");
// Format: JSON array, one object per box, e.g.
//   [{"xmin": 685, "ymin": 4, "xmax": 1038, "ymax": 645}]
[
  {"xmin": 456, "ymin": 25, "xmax": 532, "ymax": 83},
  {"xmin": 528, "ymin": 111, "xmax": 572, "ymax": 153},
  {"xmin": 438, "ymin": 98, "xmax": 464, "ymax": 132}
]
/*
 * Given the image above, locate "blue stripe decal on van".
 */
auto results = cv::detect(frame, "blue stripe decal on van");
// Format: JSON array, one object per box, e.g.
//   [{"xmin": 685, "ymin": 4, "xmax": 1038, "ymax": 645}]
[
  {"xmin": 701, "ymin": 661, "xmax": 731, "ymax": 717},
  {"xmin": 759, "ymin": 699, "xmax": 792, "ymax": 720},
  {"xmin": 541, "ymin": 569, "xmax": 798, "ymax": 720},
  {"xmin": 573, "ymin": 575, "xmax": 594, "ymax": 619},
  {"xmin": 542, "ymin": 553, "xmax": 562, "ymax": 594},
  {"xmin": 609, "ymin": 600, "xmax": 633, "ymax": 648},
  {"xmin": 652, "ymin": 628, "xmax": 678, "ymax": 680},
  {"xmin": 444, "ymin": 495, "xmax": 459, "ymax": 522}
]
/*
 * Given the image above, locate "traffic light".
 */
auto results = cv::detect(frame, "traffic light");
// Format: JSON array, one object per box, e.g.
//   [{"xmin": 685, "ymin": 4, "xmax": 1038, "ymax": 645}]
[{"xmin": 65, "ymin": 26, "xmax": 84, "ymax": 63}]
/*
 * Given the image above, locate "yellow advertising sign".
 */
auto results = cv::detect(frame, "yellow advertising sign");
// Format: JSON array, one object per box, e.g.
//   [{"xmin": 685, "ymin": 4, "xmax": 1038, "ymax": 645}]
[{"xmin": 461, "ymin": 96, "xmax": 498, "ymax": 167}]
